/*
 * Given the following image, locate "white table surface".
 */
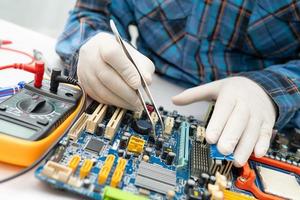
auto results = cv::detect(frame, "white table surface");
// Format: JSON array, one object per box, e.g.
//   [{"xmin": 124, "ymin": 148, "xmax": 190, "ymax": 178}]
[{"xmin": 0, "ymin": 19, "xmax": 209, "ymax": 199}]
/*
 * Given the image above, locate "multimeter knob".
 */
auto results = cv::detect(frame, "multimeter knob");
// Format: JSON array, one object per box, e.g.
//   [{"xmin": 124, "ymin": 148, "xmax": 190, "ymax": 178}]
[{"xmin": 18, "ymin": 97, "xmax": 54, "ymax": 114}]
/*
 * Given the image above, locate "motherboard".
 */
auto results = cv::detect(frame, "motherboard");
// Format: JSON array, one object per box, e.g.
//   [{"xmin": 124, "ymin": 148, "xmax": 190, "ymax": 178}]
[{"xmin": 35, "ymin": 101, "xmax": 300, "ymax": 200}]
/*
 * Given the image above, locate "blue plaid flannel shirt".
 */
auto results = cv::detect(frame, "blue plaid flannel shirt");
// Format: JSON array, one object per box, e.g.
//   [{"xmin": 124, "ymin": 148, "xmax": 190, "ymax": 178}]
[{"xmin": 56, "ymin": 0, "xmax": 300, "ymax": 131}]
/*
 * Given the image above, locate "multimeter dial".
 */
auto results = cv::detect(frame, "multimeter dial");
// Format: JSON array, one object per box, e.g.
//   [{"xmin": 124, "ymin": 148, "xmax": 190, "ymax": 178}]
[{"xmin": 18, "ymin": 97, "xmax": 54, "ymax": 114}]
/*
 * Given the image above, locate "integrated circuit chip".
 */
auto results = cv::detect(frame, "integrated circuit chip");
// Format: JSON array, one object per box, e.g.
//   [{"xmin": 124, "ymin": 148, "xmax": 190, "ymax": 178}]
[{"xmin": 85, "ymin": 138, "xmax": 104, "ymax": 154}]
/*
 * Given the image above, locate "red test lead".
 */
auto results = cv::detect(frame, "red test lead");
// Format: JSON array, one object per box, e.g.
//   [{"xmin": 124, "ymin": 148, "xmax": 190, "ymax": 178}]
[{"xmin": 0, "ymin": 39, "xmax": 44, "ymax": 88}]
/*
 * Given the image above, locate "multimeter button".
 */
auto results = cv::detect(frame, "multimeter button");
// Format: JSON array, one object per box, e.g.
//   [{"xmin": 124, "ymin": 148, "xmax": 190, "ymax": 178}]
[
  {"xmin": 37, "ymin": 119, "xmax": 49, "ymax": 126},
  {"xmin": 0, "ymin": 105, "xmax": 7, "ymax": 111}
]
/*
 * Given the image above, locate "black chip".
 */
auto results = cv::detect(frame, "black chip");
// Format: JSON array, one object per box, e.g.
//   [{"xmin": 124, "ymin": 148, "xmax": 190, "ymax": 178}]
[{"xmin": 85, "ymin": 138, "xmax": 104, "ymax": 154}]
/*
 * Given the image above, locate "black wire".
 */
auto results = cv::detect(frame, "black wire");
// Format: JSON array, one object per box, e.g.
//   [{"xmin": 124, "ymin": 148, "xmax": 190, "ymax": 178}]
[
  {"xmin": 0, "ymin": 81, "xmax": 86, "ymax": 184},
  {"xmin": 256, "ymin": 0, "xmax": 300, "ymax": 23}
]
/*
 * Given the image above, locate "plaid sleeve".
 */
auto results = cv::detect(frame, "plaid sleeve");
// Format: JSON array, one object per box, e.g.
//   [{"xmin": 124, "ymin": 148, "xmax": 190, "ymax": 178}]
[
  {"xmin": 55, "ymin": 0, "xmax": 111, "ymax": 78},
  {"xmin": 239, "ymin": 60, "xmax": 300, "ymax": 130}
]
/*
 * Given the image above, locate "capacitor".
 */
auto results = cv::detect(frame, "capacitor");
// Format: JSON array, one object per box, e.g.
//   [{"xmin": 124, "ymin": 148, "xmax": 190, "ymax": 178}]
[
  {"xmin": 161, "ymin": 150, "xmax": 169, "ymax": 160},
  {"xmin": 171, "ymin": 110, "xmax": 178, "ymax": 117},
  {"xmin": 174, "ymin": 118, "xmax": 181, "ymax": 129},
  {"xmin": 188, "ymin": 115, "xmax": 194, "ymax": 123},
  {"xmin": 166, "ymin": 152, "xmax": 176, "ymax": 165},
  {"xmin": 146, "ymin": 104, "xmax": 154, "ymax": 113},
  {"xmin": 148, "ymin": 135, "xmax": 155, "ymax": 145},
  {"xmin": 119, "ymin": 136, "xmax": 129, "ymax": 149},
  {"xmin": 91, "ymin": 158, "xmax": 97, "ymax": 166},
  {"xmin": 118, "ymin": 149, "xmax": 125, "ymax": 157},
  {"xmin": 125, "ymin": 151, "xmax": 133, "ymax": 159},
  {"xmin": 158, "ymin": 106, "xmax": 164, "ymax": 111},
  {"xmin": 144, "ymin": 147, "xmax": 152, "ymax": 156},
  {"xmin": 95, "ymin": 123, "xmax": 105, "ymax": 136},
  {"xmin": 83, "ymin": 179, "xmax": 91, "ymax": 188},
  {"xmin": 184, "ymin": 179, "xmax": 196, "ymax": 194},
  {"xmin": 132, "ymin": 119, "xmax": 152, "ymax": 135},
  {"xmin": 189, "ymin": 124, "xmax": 197, "ymax": 137},
  {"xmin": 155, "ymin": 137, "xmax": 164, "ymax": 150},
  {"xmin": 209, "ymin": 176, "xmax": 216, "ymax": 184},
  {"xmin": 199, "ymin": 173, "xmax": 210, "ymax": 187}
]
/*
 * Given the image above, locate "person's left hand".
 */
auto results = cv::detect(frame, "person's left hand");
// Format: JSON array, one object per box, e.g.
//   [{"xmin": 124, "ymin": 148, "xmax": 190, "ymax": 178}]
[{"xmin": 172, "ymin": 76, "xmax": 276, "ymax": 167}]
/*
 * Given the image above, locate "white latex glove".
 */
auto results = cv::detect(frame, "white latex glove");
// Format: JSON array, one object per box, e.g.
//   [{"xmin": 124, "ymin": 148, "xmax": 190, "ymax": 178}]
[
  {"xmin": 172, "ymin": 77, "xmax": 276, "ymax": 166},
  {"xmin": 77, "ymin": 32, "xmax": 155, "ymax": 110}
]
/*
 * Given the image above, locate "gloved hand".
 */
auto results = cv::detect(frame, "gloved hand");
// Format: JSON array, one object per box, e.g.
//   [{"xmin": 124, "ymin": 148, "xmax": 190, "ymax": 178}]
[
  {"xmin": 77, "ymin": 32, "xmax": 155, "ymax": 110},
  {"xmin": 172, "ymin": 77, "xmax": 276, "ymax": 166}
]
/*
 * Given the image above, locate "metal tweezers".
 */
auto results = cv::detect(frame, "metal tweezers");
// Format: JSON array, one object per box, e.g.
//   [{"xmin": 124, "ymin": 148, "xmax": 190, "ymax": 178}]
[{"xmin": 110, "ymin": 19, "xmax": 164, "ymax": 133}]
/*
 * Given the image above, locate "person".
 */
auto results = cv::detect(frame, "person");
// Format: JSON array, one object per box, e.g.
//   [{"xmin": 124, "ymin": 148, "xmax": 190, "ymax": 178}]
[{"xmin": 56, "ymin": 0, "xmax": 300, "ymax": 167}]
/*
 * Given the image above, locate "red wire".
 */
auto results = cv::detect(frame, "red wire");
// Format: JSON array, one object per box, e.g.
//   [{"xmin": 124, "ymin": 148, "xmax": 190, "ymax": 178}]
[
  {"xmin": 0, "ymin": 41, "xmax": 45, "ymax": 88},
  {"xmin": 0, "ymin": 46, "xmax": 35, "ymax": 70}
]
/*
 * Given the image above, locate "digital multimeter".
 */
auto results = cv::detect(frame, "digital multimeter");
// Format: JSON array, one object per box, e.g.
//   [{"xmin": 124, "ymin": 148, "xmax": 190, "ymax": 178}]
[{"xmin": 0, "ymin": 79, "xmax": 82, "ymax": 166}]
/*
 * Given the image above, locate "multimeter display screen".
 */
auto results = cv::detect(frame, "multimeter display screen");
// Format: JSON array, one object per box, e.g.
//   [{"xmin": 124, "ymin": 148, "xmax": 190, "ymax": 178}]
[{"xmin": 0, "ymin": 119, "xmax": 37, "ymax": 139}]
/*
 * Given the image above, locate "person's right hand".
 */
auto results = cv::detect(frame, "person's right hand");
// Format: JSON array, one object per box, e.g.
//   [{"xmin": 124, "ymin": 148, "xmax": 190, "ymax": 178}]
[{"xmin": 77, "ymin": 32, "xmax": 155, "ymax": 110}]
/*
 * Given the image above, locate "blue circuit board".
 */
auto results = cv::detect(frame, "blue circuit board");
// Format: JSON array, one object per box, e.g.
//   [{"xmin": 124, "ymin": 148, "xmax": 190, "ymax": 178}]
[
  {"xmin": 34, "ymin": 102, "xmax": 300, "ymax": 200},
  {"xmin": 35, "ymin": 107, "xmax": 196, "ymax": 199}
]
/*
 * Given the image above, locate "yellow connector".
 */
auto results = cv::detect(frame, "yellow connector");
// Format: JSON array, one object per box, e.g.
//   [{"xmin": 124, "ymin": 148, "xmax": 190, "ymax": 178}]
[
  {"xmin": 111, "ymin": 158, "xmax": 127, "ymax": 187},
  {"xmin": 127, "ymin": 136, "xmax": 145, "ymax": 154},
  {"xmin": 68, "ymin": 155, "xmax": 81, "ymax": 172},
  {"xmin": 98, "ymin": 155, "xmax": 115, "ymax": 184},
  {"xmin": 68, "ymin": 113, "xmax": 88, "ymax": 141},
  {"xmin": 41, "ymin": 161, "xmax": 72, "ymax": 183},
  {"xmin": 86, "ymin": 103, "xmax": 108, "ymax": 134},
  {"xmin": 79, "ymin": 159, "xmax": 93, "ymax": 179},
  {"xmin": 223, "ymin": 190, "xmax": 256, "ymax": 200},
  {"xmin": 164, "ymin": 117, "xmax": 174, "ymax": 134},
  {"xmin": 104, "ymin": 108, "xmax": 126, "ymax": 140}
]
